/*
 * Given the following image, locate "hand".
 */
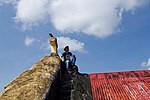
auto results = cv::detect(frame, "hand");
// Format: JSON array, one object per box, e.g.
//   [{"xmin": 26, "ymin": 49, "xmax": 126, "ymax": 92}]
[{"xmin": 60, "ymin": 57, "xmax": 64, "ymax": 61}]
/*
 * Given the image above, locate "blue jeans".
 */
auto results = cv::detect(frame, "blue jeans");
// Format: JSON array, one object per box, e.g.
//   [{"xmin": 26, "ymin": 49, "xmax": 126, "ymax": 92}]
[{"xmin": 65, "ymin": 56, "xmax": 76, "ymax": 68}]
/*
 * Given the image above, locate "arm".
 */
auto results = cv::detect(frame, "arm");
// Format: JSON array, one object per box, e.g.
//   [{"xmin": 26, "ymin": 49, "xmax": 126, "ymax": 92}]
[
  {"xmin": 69, "ymin": 52, "xmax": 75, "ymax": 57},
  {"xmin": 60, "ymin": 53, "xmax": 64, "ymax": 61}
]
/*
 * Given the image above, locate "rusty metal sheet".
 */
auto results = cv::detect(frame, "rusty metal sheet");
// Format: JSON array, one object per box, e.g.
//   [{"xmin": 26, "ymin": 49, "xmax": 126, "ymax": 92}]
[{"xmin": 90, "ymin": 70, "xmax": 150, "ymax": 100}]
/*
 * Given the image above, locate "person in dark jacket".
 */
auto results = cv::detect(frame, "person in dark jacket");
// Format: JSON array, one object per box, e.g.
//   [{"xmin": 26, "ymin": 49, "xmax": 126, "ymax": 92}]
[{"xmin": 61, "ymin": 46, "xmax": 76, "ymax": 68}]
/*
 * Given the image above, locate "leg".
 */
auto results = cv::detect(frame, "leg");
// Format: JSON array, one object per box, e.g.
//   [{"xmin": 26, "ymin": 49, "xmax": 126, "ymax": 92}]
[
  {"xmin": 65, "ymin": 60, "xmax": 69, "ymax": 68},
  {"xmin": 71, "ymin": 56, "xmax": 76, "ymax": 65}
]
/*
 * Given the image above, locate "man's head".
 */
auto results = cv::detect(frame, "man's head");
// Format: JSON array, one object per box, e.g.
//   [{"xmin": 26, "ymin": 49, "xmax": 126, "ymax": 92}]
[{"xmin": 64, "ymin": 46, "xmax": 69, "ymax": 52}]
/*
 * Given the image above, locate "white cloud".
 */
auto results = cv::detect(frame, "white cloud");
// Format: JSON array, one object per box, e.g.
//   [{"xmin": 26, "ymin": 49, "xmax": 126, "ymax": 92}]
[
  {"xmin": 57, "ymin": 37, "xmax": 85, "ymax": 52},
  {"xmin": 0, "ymin": 0, "xmax": 17, "ymax": 6},
  {"xmin": 141, "ymin": 58, "xmax": 150, "ymax": 70},
  {"xmin": 50, "ymin": 0, "xmax": 148, "ymax": 38},
  {"xmin": 24, "ymin": 35, "xmax": 36, "ymax": 47},
  {"xmin": 2, "ymin": 0, "xmax": 149, "ymax": 38},
  {"xmin": 14, "ymin": 0, "xmax": 51, "ymax": 30}
]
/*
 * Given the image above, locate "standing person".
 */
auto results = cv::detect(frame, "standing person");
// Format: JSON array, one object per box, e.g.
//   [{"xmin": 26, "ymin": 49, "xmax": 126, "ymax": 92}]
[{"xmin": 61, "ymin": 46, "xmax": 76, "ymax": 68}]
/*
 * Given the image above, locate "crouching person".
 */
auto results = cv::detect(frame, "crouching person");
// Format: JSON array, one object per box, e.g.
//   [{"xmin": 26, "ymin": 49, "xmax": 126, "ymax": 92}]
[{"xmin": 61, "ymin": 46, "xmax": 76, "ymax": 69}]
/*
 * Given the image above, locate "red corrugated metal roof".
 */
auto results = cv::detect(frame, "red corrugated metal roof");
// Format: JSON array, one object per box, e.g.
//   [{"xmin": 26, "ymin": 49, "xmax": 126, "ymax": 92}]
[{"xmin": 90, "ymin": 70, "xmax": 150, "ymax": 100}]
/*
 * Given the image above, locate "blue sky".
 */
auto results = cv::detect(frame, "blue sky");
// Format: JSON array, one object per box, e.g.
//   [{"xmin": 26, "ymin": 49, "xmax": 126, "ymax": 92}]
[{"xmin": 0, "ymin": 0, "xmax": 150, "ymax": 92}]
